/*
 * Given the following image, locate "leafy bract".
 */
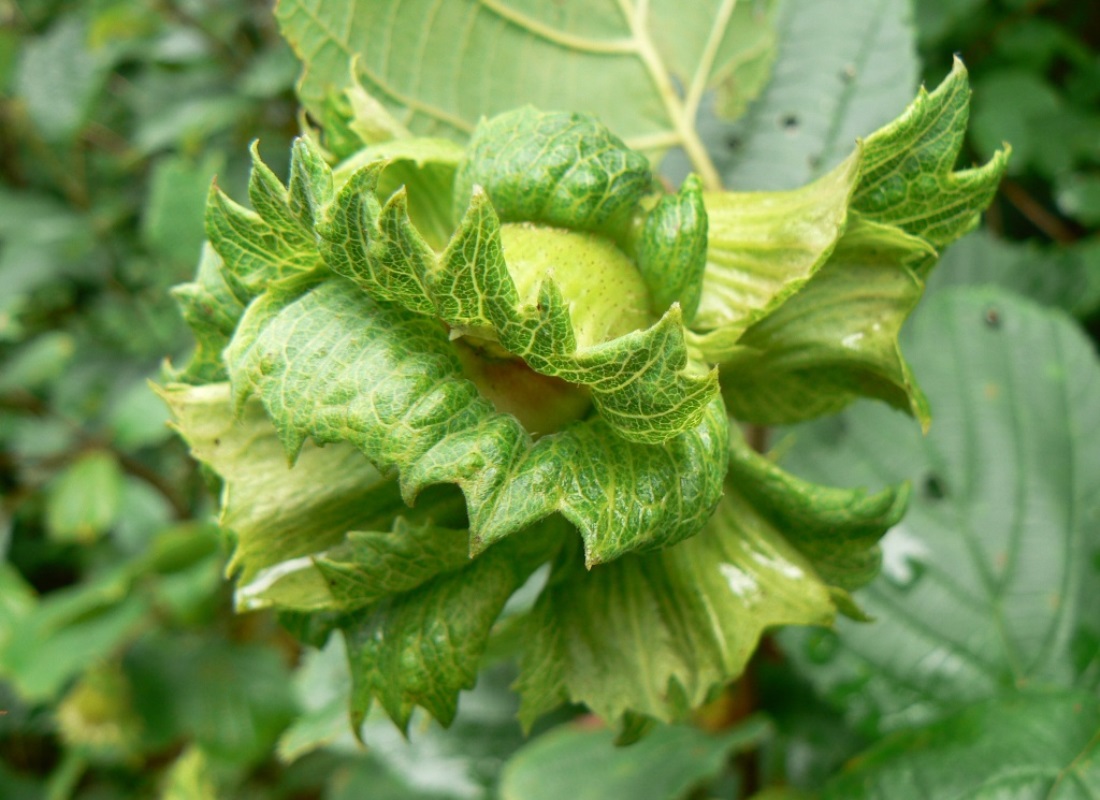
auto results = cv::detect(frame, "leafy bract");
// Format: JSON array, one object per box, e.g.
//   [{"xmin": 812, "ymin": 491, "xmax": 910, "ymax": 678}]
[
  {"xmin": 169, "ymin": 277, "xmax": 727, "ymax": 569},
  {"xmin": 276, "ymin": 0, "xmax": 778, "ymax": 183},
  {"xmin": 513, "ymin": 432, "xmax": 905, "ymax": 728},
  {"xmin": 781, "ymin": 288, "xmax": 1100, "ymax": 732},
  {"xmin": 692, "ymin": 61, "xmax": 1007, "ymax": 426}
]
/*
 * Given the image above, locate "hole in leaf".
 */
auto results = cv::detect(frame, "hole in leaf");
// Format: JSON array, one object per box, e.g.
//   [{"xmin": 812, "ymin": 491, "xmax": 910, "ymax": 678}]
[
  {"xmin": 841, "ymin": 64, "xmax": 857, "ymax": 82},
  {"xmin": 923, "ymin": 473, "xmax": 947, "ymax": 500}
]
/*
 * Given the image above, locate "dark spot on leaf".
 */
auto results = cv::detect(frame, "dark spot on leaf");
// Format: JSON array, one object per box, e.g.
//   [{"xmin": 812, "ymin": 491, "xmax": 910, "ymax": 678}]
[
  {"xmin": 984, "ymin": 307, "xmax": 1001, "ymax": 328},
  {"xmin": 841, "ymin": 64, "xmax": 857, "ymax": 82},
  {"xmin": 725, "ymin": 133, "xmax": 743, "ymax": 151},
  {"xmin": 808, "ymin": 154, "xmax": 822, "ymax": 170},
  {"xmin": 923, "ymin": 473, "xmax": 947, "ymax": 500},
  {"xmin": 213, "ymin": 438, "xmax": 221, "ymax": 446},
  {"xmin": 781, "ymin": 114, "xmax": 799, "ymax": 131}
]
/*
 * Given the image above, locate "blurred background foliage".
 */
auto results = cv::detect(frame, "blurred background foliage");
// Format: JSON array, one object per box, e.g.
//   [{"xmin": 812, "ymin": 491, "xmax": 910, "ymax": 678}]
[{"xmin": 0, "ymin": 0, "xmax": 1097, "ymax": 798}]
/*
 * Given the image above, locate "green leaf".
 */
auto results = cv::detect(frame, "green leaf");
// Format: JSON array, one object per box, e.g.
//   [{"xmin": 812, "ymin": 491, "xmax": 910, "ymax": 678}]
[
  {"xmin": 718, "ymin": 0, "xmax": 918, "ymax": 191},
  {"xmin": 454, "ymin": 107, "xmax": 652, "ymax": 237},
  {"xmin": 159, "ymin": 382, "xmax": 421, "ymax": 598},
  {"xmin": 500, "ymin": 717, "xmax": 771, "ymax": 800},
  {"xmin": 0, "ymin": 331, "xmax": 75, "ymax": 393},
  {"xmin": 142, "ymin": 153, "xmax": 225, "ymax": 269},
  {"xmin": 343, "ymin": 519, "xmax": 564, "ymax": 731},
  {"xmin": 168, "ymin": 244, "xmax": 247, "ymax": 384},
  {"xmin": 276, "ymin": 0, "xmax": 779, "ymax": 184},
  {"xmin": 320, "ymin": 132, "xmax": 719, "ymax": 445},
  {"xmin": 15, "ymin": 15, "xmax": 113, "ymax": 141},
  {"xmin": 332, "ymin": 136, "xmax": 465, "ymax": 250},
  {"xmin": 516, "ymin": 495, "xmax": 833, "ymax": 727},
  {"xmin": 717, "ymin": 217, "xmax": 933, "ymax": 428},
  {"xmin": 780, "ymin": 288, "xmax": 1100, "ymax": 731},
  {"xmin": 514, "ymin": 427, "xmax": 905, "ymax": 727},
  {"xmin": 204, "ymin": 140, "xmax": 329, "ymax": 296},
  {"xmin": 822, "ymin": 691, "xmax": 1100, "ymax": 798},
  {"xmin": 690, "ymin": 151, "xmax": 859, "ymax": 350},
  {"xmin": 125, "ymin": 633, "xmax": 298, "ymax": 764},
  {"xmin": 926, "ymin": 229, "xmax": 1100, "ymax": 318},
  {"xmin": 852, "ymin": 59, "xmax": 1009, "ymax": 251},
  {"xmin": 0, "ymin": 568, "xmax": 149, "ymax": 702},
  {"xmin": 221, "ymin": 276, "xmax": 728, "ymax": 565},
  {"xmin": 45, "ymin": 450, "xmax": 125, "ymax": 544},
  {"xmin": 726, "ymin": 429, "xmax": 908, "ymax": 592},
  {"xmin": 635, "ymin": 174, "xmax": 709, "ymax": 321},
  {"xmin": 161, "ymin": 747, "xmax": 218, "ymax": 800}
]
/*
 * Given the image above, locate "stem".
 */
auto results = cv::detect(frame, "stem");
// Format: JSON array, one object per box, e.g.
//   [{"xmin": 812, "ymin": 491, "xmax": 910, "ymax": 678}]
[
  {"xmin": 999, "ymin": 179, "xmax": 1079, "ymax": 244},
  {"xmin": 618, "ymin": 0, "xmax": 724, "ymax": 190},
  {"xmin": 45, "ymin": 751, "xmax": 86, "ymax": 800}
]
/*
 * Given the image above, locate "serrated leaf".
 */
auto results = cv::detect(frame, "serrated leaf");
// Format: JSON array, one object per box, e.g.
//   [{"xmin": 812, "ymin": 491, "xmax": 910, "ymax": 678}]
[
  {"xmin": 344, "ymin": 519, "xmax": 564, "ymax": 731},
  {"xmin": 317, "ymin": 133, "xmax": 718, "ymax": 444},
  {"xmin": 160, "ymin": 382, "xmax": 456, "ymax": 605},
  {"xmin": 717, "ymin": 217, "xmax": 933, "ymax": 428},
  {"xmin": 204, "ymin": 140, "xmax": 329, "ymax": 295},
  {"xmin": 513, "ymin": 428, "xmax": 904, "ymax": 727},
  {"xmin": 823, "ymin": 691, "xmax": 1100, "ymax": 799},
  {"xmin": 853, "ymin": 59, "xmax": 1009, "ymax": 252},
  {"xmin": 690, "ymin": 150, "xmax": 859, "ymax": 348},
  {"xmin": 718, "ymin": 0, "xmax": 918, "ymax": 191},
  {"xmin": 516, "ymin": 494, "xmax": 835, "ymax": 727},
  {"xmin": 333, "ymin": 137, "xmax": 465, "ymax": 250},
  {"xmin": 726, "ymin": 428, "xmax": 909, "ymax": 592},
  {"xmin": 780, "ymin": 288, "xmax": 1100, "ymax": 732},
  {"xmin": 45, "ymin": 450, "xmax": 124, "ymax": 544},
  {"xmin": 454, "ymin": 107, "xmax": 652, "ymax": 237},
  {"xmin": 691, "ymin": 61, "xmax": 1006, "ymax": 372},
  {"xmin": 635, "ymin": 173, "xmax": 709, "ymax": 321},
  {"xmin": 277, "ymin": 0, "xmax": 778, "ymax": 185},
  {"xmin": 500, "ymin": 717, "xmax": 771, "ymax": 800},
  {"xmin": 224, "ymin": 275, "xmax": 728, "ymax": 565}
]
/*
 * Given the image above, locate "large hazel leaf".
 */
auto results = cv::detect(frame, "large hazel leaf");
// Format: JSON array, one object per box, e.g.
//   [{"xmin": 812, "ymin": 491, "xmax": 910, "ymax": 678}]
[
  {"xmin": 314, "ymin": 129, "xmax": 719, "ymax": 445},
  {"xmin": 514, "ymin": 430, "xmax": 904, "ymax": 727},
  {"xmin": 276, "ymin": 0, "xmax": 779, "ymax": 186},
  {"xmin": 224, "ymin": 275, "xmax": 728, "ymax": 566},
  {"xmin": 780, "ymin": 288, "xmax": 1100, "ymax": 733},
  {"xmin": 719, "ymin": 0, "xmax": 918, "ymax": 191},
  {"xmin": 822, "ymin": 691, "xmax": 1100, "ymax": 799}
]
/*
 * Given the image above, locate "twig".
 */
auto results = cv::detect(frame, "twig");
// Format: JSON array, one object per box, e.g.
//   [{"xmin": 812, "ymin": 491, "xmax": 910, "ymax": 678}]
[{"xmin": 1000, "ymin": 179, "xmax": 1078, "ymax": 244}]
